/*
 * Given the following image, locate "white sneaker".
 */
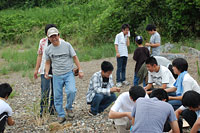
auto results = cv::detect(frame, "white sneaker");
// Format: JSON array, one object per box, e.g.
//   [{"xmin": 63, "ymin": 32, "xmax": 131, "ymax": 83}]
[
  {"xmin": 122, "ymin": 81, "xmax": 129, "ymax": 86},
  {"xmin": 116, "ymin": 82, "xmax": 122, "ymax": 87}
]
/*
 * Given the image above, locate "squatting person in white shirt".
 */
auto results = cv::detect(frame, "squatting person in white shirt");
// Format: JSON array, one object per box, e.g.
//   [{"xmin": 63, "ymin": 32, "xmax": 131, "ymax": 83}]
[{"xmin": 108, "ymin": 86, "xmax": 148, "ymax": 133}]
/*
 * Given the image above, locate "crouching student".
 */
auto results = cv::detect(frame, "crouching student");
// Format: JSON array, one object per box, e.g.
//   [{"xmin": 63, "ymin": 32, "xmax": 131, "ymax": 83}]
[
  {"xmin": 0, "ymin": 83, "xmax": 15, "ymax": 132},
  {"xmin": 175, "ymin": 91, "xmax": 200, "ymax": 133},
  {"xmin": 166, "ymin": 58, "xmax": 200, "ymax": 110},
  {"xmin": 86, "ymin": 61, "xmax": 120, "ymax": 116},
  {"xmin": 144, "ymin": 56, "xmax": 176, "ymax": 94},
  {"xmin": 109, "ymin": 86, "xmax": 148, "ymax": 133},
  {"xmin": 131, "ymin": 89, "xmax": 180, "ymax": 133}
]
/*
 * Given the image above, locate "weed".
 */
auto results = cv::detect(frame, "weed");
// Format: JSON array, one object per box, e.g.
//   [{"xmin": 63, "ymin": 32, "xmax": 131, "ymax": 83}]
[{"xmin": 9, "ymin": 90, "xmax": 18, "ymax": 99}]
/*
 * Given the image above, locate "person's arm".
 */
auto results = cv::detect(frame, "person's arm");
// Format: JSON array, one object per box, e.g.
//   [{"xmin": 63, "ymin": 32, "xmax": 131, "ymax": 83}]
[
  {"xmin": 132, "ymin": 117, "xmax": 135, "ymax": 125},
  {"xmin": 115, "ymin": 45, "xmax": 120, "ymax": 58},
  {"xmin": 109, "ymin": 110, "xmax": 132, "ymax": 120},
  {"xmin": 165, "ymin": 87, "xmax": 177, "ymax": 93},
  {"xmin": 7, "ymin": 116, "xmax": 15, "ymax": 126},
  {"xmin": 45, "ymin": 60, "xmax": 51, "ymax": 79},
  {"xmin": 169, "ymin": 120, "xmax": 180, "ymax": 133},
  {"xmin": 73, "ymin": 55, "xmax": 84, "ymax": 79},
  {"xmin": 175, "ymin": 108, "xmax": 183, "ymax": 119},
  {"xmin": 161, "ymin": 83, "xmax": 167, "ymax": 90},
  {"xmin": 169, "ymin": 96, "xmax": 182, "ymax": 101},
  {"xmin": 126, "ymin": 37, "xmax": 130, "ymax": 47},
  {"xmin": 149, "ymin": 43, "xmax": 160, "ymax": 48},
  {"xmin": 144, "ymin": 83, "xmax": 153, "ymax": 90},
  {"xmin": 34, "ymin": 54, "xmax": 42, "ymax": 79},
  {"xmin": 191, "ymin": 118, "xmax": 200, "ymax": 133}
]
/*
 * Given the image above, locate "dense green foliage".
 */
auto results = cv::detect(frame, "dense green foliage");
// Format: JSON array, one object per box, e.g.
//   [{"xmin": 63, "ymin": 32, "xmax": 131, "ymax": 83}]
[{"xmin": 0, "ymin": 0, "xmax": 200, "ymax": 46}]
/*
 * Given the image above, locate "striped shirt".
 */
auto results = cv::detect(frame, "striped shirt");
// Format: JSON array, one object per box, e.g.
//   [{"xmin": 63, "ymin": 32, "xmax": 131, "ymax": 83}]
[{"xmin": 86, "ymin": 71, "xmax": 114, "ymax": 103}]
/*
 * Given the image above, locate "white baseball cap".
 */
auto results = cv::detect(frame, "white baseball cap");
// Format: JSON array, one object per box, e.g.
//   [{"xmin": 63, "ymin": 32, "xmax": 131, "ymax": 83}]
[{"xmin": 47, "ymin": 27, "xmax": 59, "ymax": 37}]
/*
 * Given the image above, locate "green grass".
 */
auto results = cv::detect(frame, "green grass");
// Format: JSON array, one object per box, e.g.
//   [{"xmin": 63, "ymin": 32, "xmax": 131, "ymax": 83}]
[
  {"xmin": 0, "ymin": 46, "xmax": 37, "ymax": 74},
  {"xmin": 197, "ymin": 61, "xmax": 200, "ymax": 79},
  {"xmin": 0, "ymin": 41, "xmax": 136, "ymax": 75},
  {"xmin": 9, "ymin": 90, "xmax": 18, "ymax": 99}
]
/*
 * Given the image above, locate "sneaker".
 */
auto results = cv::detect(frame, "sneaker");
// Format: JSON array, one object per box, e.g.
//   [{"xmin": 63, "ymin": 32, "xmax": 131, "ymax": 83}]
[
  {"xmin": 116, "ymin": 82, "xmax": 122, "ymax": 87},
  {"xmin": 122, "ymin": 81, "xmax": 129, "ymax": 86},
  {"xmin": 66, "ymin": 109, "xmax": 74, "ymax": 118},
  {"xmin": 58, "ymin": 117, "xmax": 66, "ymax": 124},
  {"xmin": 88, "ymin": 110, "xmax": 97, "ymax": 116}
]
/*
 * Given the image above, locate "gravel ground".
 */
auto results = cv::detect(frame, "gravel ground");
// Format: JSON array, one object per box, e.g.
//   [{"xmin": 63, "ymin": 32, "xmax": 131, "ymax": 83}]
[{"xmin": 1, "ymin": 53, "xmax": 199, "ymax": 133}]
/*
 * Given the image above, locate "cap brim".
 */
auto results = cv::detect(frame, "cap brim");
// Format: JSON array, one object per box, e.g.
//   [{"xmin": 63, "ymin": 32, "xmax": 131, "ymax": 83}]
[{"xmin": 48, "ymin": 33, "xmax": 59, "ymax": 37}]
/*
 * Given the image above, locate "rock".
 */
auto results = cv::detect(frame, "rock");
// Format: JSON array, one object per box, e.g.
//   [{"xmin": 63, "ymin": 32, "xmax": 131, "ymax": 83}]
[
  {"xmin": 160, "ymin": 53, "xmax": 186, "ymax": 60},
  {"xmin": 161, "ymin": 43, "xmax": 175, "ymax": 53},
  {"xmin": 181, "ymin": 46, "xmax": 200, "ymax": 57}
]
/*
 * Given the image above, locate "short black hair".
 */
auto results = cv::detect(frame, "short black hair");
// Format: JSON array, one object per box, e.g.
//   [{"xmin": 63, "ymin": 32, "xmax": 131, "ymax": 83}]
[
  {"xmin": 182, "ymin": 91, "xmax": 200, "ymax": 108},
  {"xmin": 129, "ymin": 86, "xmax": 146, "ymax": 101},
  {"xmin": 0, "ymin": 83, "xmax": 12, "ymax": 98},
  {"xmin": 168, "ymin": 64, "xmax": 178, "ymax": 79},
  {"xmin": 146, "ymin": 24, "xmax": 156, "ymax": 31},
  {"xmin": 172, "ymin": 58, "xmax": 188, "ymax": 73},
  {"xmin": 121, "ymin": 24, "xmax": 130, "ymax": 30},
  {"xmin": 45, "ymin": 24, "xmax": 57, "ymax": 35},
  {"xmin": 150, "ymin": 89, "xmax": 169, "ymax": 102},
  {"xmin": 145, "ymin": 56, "xmax": 158, "ymax": 66},
  {"xmin": 101, "ymin": 61, "xmax": 114, "ymax": 72}
]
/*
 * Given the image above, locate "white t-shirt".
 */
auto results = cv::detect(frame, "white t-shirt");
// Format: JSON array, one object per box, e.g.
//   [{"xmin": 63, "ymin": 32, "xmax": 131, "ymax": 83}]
[
  {"xmin": 154, "ymin": 56, "xmax": 172, "ymax": 68},
  {"xmin": 148, "ymin": 65, "xmax": 175, "ymax": 88},
  {"xmin": 182, "ymin": 73, "xmax": 200, "ymax": 94},
  {"xmin": 111, "ymin": 92, "xmax": 149, "ymax": 125},
  {"xmin": 0, "ymin": 99, "xmax": 13, "ymax": 116},
  {"xmin": 114, "ymin": 32, "xmax": 129, "ymax": 57},
  {"xmin": 37, "ymin": 37, "xmax": 49, "ymax": 74}
]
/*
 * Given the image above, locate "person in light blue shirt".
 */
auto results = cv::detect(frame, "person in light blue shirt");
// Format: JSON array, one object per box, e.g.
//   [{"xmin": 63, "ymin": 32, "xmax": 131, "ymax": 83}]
[
  {"xmin": 145, "ymin": 24, "xmax": 161, "ymax": 56},
  {"xmin": 131, "ymin": 89, "xmax": 179, "ymax": 133}
]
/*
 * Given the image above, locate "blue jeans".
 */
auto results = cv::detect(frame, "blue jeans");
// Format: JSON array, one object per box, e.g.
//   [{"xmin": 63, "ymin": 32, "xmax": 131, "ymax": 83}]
[
  {"xmin": 168, "ymin": 100, "xmax": 182, "ymax": 111},
  {"xmin": 40, "ymin": 74, "xmax": 54, "ymax": 114},
  {"xmin": 53, "ymin": 71, "xmax": 77, "ymax": 117},
  {"xmin": 116, "ymin": 56, "xmax": 128, "ymax": 83},
  {"xmin": 90, "ymin": 93, "xmax": 116, "ymax": 115},
  {"xmin": 133, "ymin": 72, "xmax": 146, "ymax": 87},
  {"xmin": 168, "ymin": 92, "xmax": 182, "ymax": 110}
]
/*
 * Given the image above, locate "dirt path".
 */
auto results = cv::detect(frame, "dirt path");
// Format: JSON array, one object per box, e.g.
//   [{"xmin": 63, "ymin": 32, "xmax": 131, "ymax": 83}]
[{"xmin": 1, "ymin": 54, "xmax": 199, "ymax": 132}]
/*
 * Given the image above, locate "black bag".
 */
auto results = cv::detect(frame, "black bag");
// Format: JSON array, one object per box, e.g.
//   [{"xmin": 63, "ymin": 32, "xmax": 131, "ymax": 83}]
[{"xmin": 0, "ymin": 112, "xmax": 8, "ymax": 133}]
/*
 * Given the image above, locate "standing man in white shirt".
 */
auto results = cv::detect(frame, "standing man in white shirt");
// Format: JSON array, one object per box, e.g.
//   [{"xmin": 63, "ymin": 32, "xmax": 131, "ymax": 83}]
[
  {"xmin": 34, "ymin": 24, "xmax": 56, "ymax": 117},
  {"xmin": 114, "ymin": 24, "xmax": 130, "ymax": 87},
  {"xmin": 109, "ymin": 86, "xmax": 147, "ymax": 133}
]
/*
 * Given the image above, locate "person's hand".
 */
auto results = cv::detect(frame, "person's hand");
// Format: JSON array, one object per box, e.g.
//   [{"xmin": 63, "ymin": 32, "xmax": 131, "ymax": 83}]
[
  {"xmin": 145, "ymin": 43, "xmax": 151, "ymax": 47},
  {"xmin": 34, "ymin": 70, "xmax": 38, "ymax": 79},
  {"xmin": 73, "ymin": 68, "xmax": 79, "ymax": 76},
  {"xmin": 144, "ymin": 86, "xmax": 148, "ymax": 91},
  {"xmin": 78, "ymin": 71, "xmax": 84, "ymax": 79},
  {"xmin": 44, "ymin": 73, "xmax": 51, "ymax": 79},
  {"xmin": 147, "ymin": 91, "xmax": 152, "ymax": 95},
  {"xmin": 116, "ymin": 53, "xmax": 120, "ymax": 58},
  {"xmin": 110, "ymin": 87, "xmax": 120, "ymax": 92}
]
